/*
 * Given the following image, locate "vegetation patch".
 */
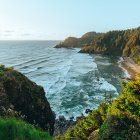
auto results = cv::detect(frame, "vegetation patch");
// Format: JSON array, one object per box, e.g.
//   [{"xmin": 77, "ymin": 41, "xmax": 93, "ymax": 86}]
[
  {"xmin": 55, "ymin": 77, "xmax": 140, "ymax": 140},
  {"xmin": 0, "ymin": 117, "xmax": 52, "ymax": 140}
]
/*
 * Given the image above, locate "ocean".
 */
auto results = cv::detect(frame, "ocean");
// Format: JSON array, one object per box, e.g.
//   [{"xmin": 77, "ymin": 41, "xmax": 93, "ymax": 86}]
[{"xmin": 0, "ymin": 40, "xmax": 127, "ymax": 119}]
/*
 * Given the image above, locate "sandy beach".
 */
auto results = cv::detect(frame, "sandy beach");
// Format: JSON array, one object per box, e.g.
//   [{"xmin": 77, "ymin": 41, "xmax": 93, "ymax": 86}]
[{"xmin": 121, "ymin": 57, "xmax": 140, "ymax": 80}]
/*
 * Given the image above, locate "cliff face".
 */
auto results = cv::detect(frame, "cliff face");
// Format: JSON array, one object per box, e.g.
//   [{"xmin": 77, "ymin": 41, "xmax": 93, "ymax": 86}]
[
  {"xmin": 55, "ymin": 32, "xmax": 103, "ymax": 48},
  {"xmin": 0, "ymin": 65, "xmax": 55, "ymax": 136},
  {"xmin": 80, "ymin": 27, "xmax": 140, "ymax": 63}
]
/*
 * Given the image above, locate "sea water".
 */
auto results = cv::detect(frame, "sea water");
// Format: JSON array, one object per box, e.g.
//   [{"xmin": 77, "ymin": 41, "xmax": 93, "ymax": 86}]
[{"xmin": 0, "ymin": 41, "xmax": 127, "ymax": 119}]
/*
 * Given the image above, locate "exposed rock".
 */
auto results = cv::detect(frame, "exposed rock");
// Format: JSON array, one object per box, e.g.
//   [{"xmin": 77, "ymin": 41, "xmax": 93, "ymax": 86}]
[
  {"xmin": 58, "ymin": 115, "xmax": 66, "ymax": 121},
  {"xmin": 0, "ymin": 65, "xmax": 55, "ymax": 135},
  {"xmin": 54, "ymin": 115, "xmax": 76, "ymax": 136},
  {"xmin": 85, "ymin": 109, "xmax": 92, "ymax": 114},
  {"xmin": 69, "ymin": 116, "xmax": 74, "ymax": 121}
]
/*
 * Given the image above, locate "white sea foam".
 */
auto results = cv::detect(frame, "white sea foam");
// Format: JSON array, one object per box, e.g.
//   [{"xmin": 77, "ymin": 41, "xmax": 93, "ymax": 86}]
[
  {"xmin": 0, "ymin": 41, "xmax": 126, "ymax": 120},
  {"xmin": 118, "ymin": 57, "xmax": 131, "ymax": 78},
  {"xmin": 99, "ymin": 81, "xmax": 117, "ymax": 91},
  {"xmin": 84, "ymin": 94, "xmax": 90, "ymax": 99}
]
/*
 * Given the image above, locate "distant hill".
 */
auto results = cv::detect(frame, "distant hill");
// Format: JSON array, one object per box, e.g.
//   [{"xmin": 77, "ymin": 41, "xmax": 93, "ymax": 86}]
[
  {"xmin": 55, "ymin": 32, "xmax": 103, "ymax": 48},
  {"xmin": 80, "ymin": 27, "xmax": 140, "ymax": 64}
]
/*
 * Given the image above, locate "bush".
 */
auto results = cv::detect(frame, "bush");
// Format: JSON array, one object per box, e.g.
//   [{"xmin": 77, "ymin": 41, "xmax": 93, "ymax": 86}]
[{"xmin": 59, "ymin": 77, "xmax": 140, "ymax": 140}]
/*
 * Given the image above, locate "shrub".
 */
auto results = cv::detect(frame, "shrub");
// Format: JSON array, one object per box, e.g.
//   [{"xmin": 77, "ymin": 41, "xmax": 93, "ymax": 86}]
[{"xmin": 59, "ymin": 77, "xmax": 140, "ymax": 140}]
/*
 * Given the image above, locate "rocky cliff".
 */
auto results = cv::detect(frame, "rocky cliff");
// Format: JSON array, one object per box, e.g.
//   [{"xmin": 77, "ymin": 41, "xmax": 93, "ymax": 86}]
[{"xmin": 0, "ymin": 65, "xmax": 55, "ymax": 136}]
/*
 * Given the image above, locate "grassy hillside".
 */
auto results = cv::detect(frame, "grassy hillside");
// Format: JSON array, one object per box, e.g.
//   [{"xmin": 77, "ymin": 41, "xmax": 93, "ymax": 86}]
[
  {"xmin": 80, "ymin": 27, "xmax": 140, "ymax": 64},
  {"xmin": 55, "ymin": 77, "xmax": 140, "ymax": 140},
  {"xmin": 0, "ymin": 117, "xmax": 52, "ymax": 140}
]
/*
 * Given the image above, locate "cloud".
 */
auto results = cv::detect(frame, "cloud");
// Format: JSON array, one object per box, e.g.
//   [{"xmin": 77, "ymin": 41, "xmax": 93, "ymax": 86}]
[
  {"xmin": 3, "ymin": 34, "xmax": 12, "ymax": 36},
  {"xmin": 0, "ymin": 29, "xmax": 48, "ymax": 40},
  {"xmin": 0, "ymin": 30, "xmax": 14, "ymax": 36},
  {"xmin": 20, "ymin": 33, "xmax": 32, "ymax": 36},
  {"xmin": 4, "ymin": 30, "xmax": 15, "ymax": 33},
  {"xmin": 0, "ymin": 29, "xmax": 34, "ymax": 39}
]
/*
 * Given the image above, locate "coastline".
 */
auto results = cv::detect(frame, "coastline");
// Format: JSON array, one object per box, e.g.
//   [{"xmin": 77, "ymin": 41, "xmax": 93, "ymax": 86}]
[{"xmin": 120, "ymin": 57, "xmax": 140, "ymax": 80}]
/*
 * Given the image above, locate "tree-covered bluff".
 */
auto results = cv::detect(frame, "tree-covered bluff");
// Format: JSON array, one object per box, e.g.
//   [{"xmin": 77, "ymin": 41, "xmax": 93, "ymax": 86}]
[
  {"xmin": 55, "ymin": 77, "xmax": 140, "ymax": 140},
  {"xmin": 80, "ymin": 27, "xmax": 140, "ymax": 64}
]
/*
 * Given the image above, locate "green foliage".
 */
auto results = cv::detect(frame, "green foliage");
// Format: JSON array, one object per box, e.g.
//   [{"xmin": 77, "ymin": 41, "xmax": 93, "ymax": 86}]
[
  {"xmin": 0, "ymin": 65, "xmax": 13, "ymax": 76},
  {"xmin": 59, "ymin": 77, "xmax": 140, "ymax": 140},
  {"xmin": 54, "ymin": 134, "xmax": 64, "ymax": 140},
  {"xmin": 64, "ymin": 127, "xmax": 75, "ymax": 140},
  {"xmin": 98, "ymin": 77, "xmax": 140, "ymax": 140},
  {"xmin": 98, "ymin": 115, "xmax": 140, "ymax": 140},
  {"xmin": 59, "ymin": 103, "xmax": 109, "ymax": 140},
  {"xmin": 0, "ymin": 117, "xmax": 52, "ymax": 140}
]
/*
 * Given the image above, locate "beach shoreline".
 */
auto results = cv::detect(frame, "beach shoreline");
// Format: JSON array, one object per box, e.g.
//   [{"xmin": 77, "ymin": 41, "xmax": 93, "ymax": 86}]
[{"xmin": 120, "ymin": 57, "xmax": 140, "ymax": 80}]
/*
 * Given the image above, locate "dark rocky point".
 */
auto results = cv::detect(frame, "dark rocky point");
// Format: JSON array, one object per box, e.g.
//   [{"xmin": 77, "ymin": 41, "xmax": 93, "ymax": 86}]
[
  {"xmin": 54, "ymin": 115, "xmax": 76, "ymax": 136},
  {"xmin": 85, "ymin": 109, "xmax": 92, "ymax": 114}
]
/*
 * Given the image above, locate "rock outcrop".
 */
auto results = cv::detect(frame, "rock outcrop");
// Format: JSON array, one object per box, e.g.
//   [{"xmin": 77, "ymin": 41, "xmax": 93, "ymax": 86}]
[
  {"xmin": 54, "ymin": 115, "xmax": 76, "ymax": 136},
  {"xmin": 0, "ymin": 65, "xmax": 55, "ymax": 135}
]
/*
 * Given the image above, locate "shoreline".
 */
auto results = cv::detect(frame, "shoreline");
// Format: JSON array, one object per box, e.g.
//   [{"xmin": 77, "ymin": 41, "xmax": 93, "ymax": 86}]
[{"xmin": 120, "ymin": 57, "xmax": 140, "ymax": 80}]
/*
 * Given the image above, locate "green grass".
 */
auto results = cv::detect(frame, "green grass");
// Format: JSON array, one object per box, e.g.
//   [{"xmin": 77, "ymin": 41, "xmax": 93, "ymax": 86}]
[
  {"xmin": 0, "ymin": 64, "xmax": 13, "ymax": 76},
  {"xmin": 0, "ymin": 117, "xmax": 52, "ymax": 140}
]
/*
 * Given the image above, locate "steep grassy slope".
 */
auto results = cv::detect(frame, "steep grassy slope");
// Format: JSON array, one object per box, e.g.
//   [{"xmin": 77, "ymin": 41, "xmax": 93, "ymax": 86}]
[
  {"xmin": 55, "ymin": 77, "xmax": 140, "ymax": 140},
  {"xmin": 0, "ymin": 117, "xmax": 52, "ymax": 140}
]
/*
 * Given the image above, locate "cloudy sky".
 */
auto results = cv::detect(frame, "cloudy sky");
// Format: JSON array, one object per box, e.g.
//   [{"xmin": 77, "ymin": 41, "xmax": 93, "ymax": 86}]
[{"xmin": 0, "ymin": 0, "xmax": 140, "ymax": 40}]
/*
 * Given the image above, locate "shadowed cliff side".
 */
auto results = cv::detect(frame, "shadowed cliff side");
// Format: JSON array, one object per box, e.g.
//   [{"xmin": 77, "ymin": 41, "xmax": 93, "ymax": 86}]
[{"xmin": 0, "ymin": 65, "xmax": 55, "ymax": 136}]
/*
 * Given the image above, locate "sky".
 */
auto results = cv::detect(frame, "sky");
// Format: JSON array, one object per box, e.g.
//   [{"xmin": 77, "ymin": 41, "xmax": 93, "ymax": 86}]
[{"xmin": 0, "ymin": 0, "xmax": 140, "ymax": 40}]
